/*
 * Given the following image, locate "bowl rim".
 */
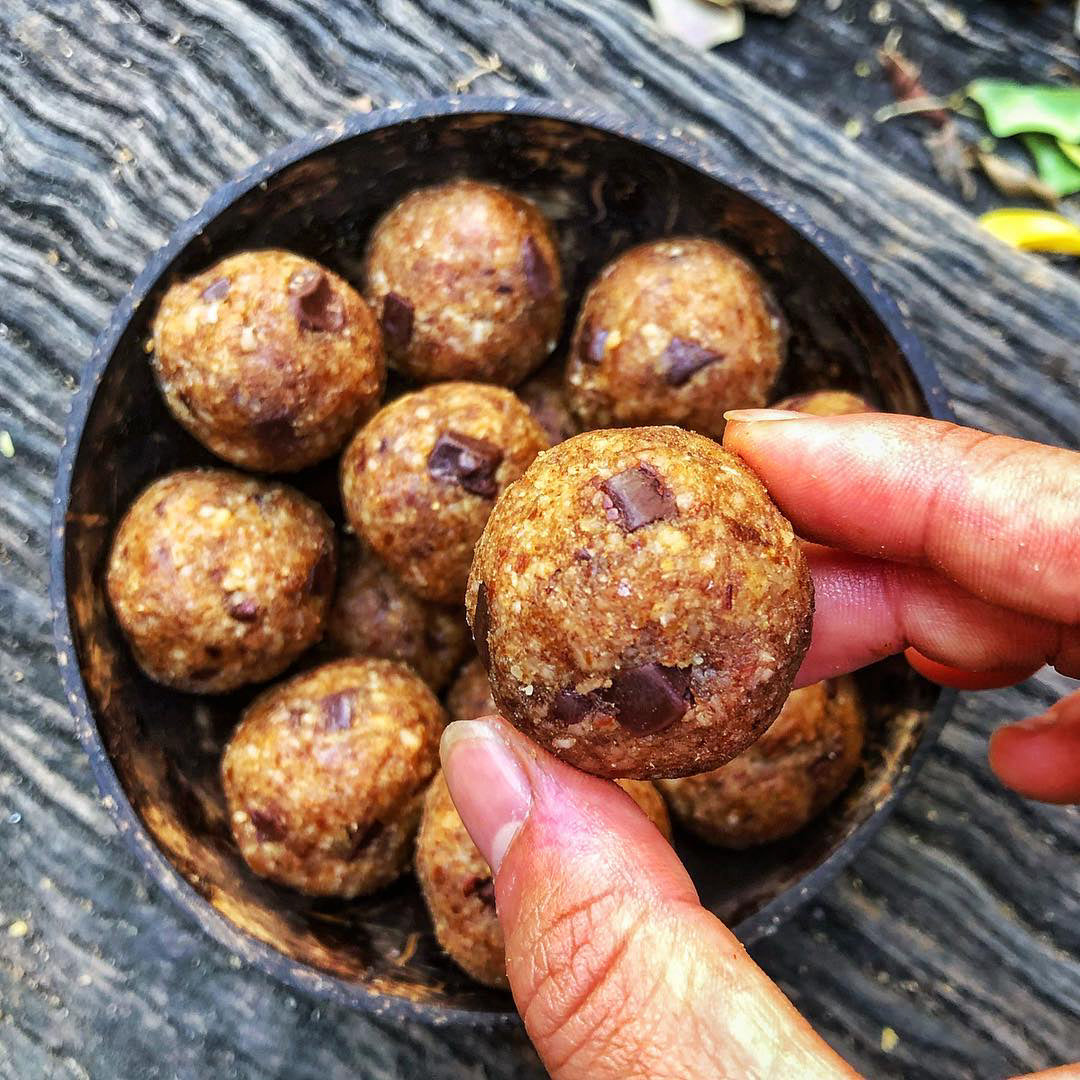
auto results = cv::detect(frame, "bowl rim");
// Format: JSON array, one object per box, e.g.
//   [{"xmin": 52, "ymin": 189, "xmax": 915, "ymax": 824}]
[{"xmin": 49, "ymin": 93, "xmax": 957, "ymax": 1028}]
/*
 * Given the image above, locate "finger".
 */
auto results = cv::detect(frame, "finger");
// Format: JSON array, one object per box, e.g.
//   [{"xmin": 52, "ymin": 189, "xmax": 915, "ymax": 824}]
[
  {"xmin": 441, "ymin": 717, "xmax": 856, "ymax": 1080},
  {"xmin": 724, "ymin": 411, "xmax": 1080, "ymax": 626},
  {"xmin": 989, "ymin": 691, "xmax": 1080, "ymax": 804},
  {"xmin": 903, "ymin": 648, "xmax": 1041, "ymax": 691},
  {"xmin": 796, "ymin": 545, "xmax": 1080, "ymax": 687}
]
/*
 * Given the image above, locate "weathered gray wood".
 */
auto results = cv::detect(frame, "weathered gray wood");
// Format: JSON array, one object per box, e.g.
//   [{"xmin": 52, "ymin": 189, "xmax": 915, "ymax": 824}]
[{"xmin": 0, "ymin": 1, "xmax": 1077, "ymax": 1078}]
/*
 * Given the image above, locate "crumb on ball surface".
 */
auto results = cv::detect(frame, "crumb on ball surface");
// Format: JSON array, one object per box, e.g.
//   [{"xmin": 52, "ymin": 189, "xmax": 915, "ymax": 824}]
[
  {"xmin": 445, "ymin": 657, "xmax": 497, "ymax": 720},
  {"xmin": 771, "ymin": 389, "xmax": 873, "ymax": 416},
  {"xmin": 467, "ymin": 426, "xmax": 813, "ymax": 779},
  {"xmin": 223, "ymin": 658, "xmax": 445, "ymax": 897},
  {"xmin": 325, "ymin": 540, "xmax": 467, "ymax": 690},
  {"xmin": 364, "ymin": 179, "xmax": 565, "ymax": 386},
  {"xmin": 106, "ymin": 469, "xmax": 335, "ymax": 693},
  {"xmin": 152, "ymin": 249, "xmax": 384, "ymax": 472},
  {"xmin": 659, "ymin": 678, "xmax": 865, "ymax": 848},
  {"xmin": 341, "ymin": 382, "xmax": 549, "ymax": 604},
  {"xmin": 565, "ymin": 237, "xmax": 786, "ymax": 439},
  {"xmin": 416, "ymin": 770, "xmax": 670, "ymax": 988}
]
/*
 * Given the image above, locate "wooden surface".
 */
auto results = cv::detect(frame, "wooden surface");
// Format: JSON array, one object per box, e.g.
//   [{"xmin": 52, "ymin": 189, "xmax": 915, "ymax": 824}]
[{"xmin": 0, "ymin": 1, "xmax": 1077, "ymax": 1077}]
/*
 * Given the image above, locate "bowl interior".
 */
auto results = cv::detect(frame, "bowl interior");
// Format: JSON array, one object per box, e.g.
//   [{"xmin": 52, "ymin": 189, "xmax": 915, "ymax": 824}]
[{"xmin": 60, "ymin": 109, "xmax": 940, "ymax": 1018}]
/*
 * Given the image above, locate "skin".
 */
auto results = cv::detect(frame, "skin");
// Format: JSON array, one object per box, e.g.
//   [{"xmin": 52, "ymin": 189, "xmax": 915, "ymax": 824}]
[{"xmin": 442, "ymin": 412, "xmax": 1080, "ymax": 1079}]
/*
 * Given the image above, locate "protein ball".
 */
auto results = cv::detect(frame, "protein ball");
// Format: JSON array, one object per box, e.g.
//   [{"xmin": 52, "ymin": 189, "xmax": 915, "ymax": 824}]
[
  {"xmin": 341, "ymin": 382, "xmax": 549, "ymax": 604},
  {"xmin": 152, "ymin": 249, "xmax": 384, "ymax": 472},
  {"xmin": 467, "ymin": 426, "xmax": 813, "ymax": 779},
  {"xmin": 771, "ymin": 389, "xmax": 873, "ymax": 416},
  {"xmin": 325, "ymin": 540, "xmax": 467, "ymax": 691},
  {"xmin": 517, "ymin": 360, "xmax": 582, "ymax": 445},
  {"xmin": 565, "ymin": 237, "xmax": 786, "ymax": 439},
  {"xmin": 416, "ymin": 771, "xmax": 670, "ymax": 988},
  {"xmin": 364, "ymin": 180, "xmax": 565, "ymax": 385},
  {"xmin": 445, "ymin": 657, "xmax": 497, "ymax": 720},
  {"xmin": 107, "ymin": 469, "xmax": 335, "ymax": 693},
  {"xmin": 658, "ymin": 678, "xmax": 864, "ymax": 848},
  {"xmin": 223, "ymin": 659, "xmax": 444, "ymax": 897}
]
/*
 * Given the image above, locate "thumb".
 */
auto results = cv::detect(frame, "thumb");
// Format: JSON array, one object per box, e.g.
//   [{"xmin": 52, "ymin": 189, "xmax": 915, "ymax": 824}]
[{"xmin": 441, "ymin": 716, "xmax": 857, "ymax": 1080}]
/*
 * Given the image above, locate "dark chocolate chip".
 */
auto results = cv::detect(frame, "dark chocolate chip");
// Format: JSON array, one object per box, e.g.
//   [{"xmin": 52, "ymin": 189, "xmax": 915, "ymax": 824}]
[
  {"xmin": 551, "ymin": 689, "xmax": 596, "ymax": 726},
  {"xmin": 522, "ymin": 236, "xmax": 554, "ymax": 299},
  {"xmin": 601, "ymin": 663, "xmax": 692, "ymax": 736},
  {"xmin": 427, "ymin": 431, "xmax": 504, "ymax": 498},
  {"xmin": 495, "ymin": 283, "xmax": 514, "ymax": 295},
  {"xmin": 725, "ymin": 517, "xmax": 765, "ymax": 546},
  {"xmin": 660, "ymin": 337, "xmax": 725, "ymax": 387},
  {"xmin": 201, "ymin": 277, "xmax": 230, "ymax": 302},
  {"xmin": 189, "ymin": 665, "xmax": 221, "ymax": 682},
  {"xmin": 225, "ymin": 595, "xmax": 260, "ymax": 623},
  {"xmin": 345, "ymin": 819, "xmax": 384, "ymax": 859},
  {"xmin": 288, "ymin": 268, "xmax": 345, "ymax": 332},
  {"xmin": 572, "ymin": 548, "xmax": 592, "ymax": 562},
  {"xmin": 250, "ymin": 806, "xmax": 286, "ymax": 843},
  {"xmin": 724, "ymin": 582, "xmax": 734, "ymax": 609},
  {"xmin": 380, "ymin": 291, "xmax": 414, "ymax": 349},
  {"xmin": 580, "ymin": 320, "xmax": 608, "ymax": 365},
  {"xmin": 306, "ymin": 547, "xmax": 335, "ymax": 595},
  {"xmin": 472, "ymin": 582, "xmax": 491, "ymax": 670},
  {"xmin": 320, "ymin": 691, "xmax": 354, "ymax": 732},
  {"xmin": 464, "ymin": 874, "xmax": 496, "ymax": 909},
  {"xmin": 600, "ymin": 464, "xmax": 677, "ymax": 532}
]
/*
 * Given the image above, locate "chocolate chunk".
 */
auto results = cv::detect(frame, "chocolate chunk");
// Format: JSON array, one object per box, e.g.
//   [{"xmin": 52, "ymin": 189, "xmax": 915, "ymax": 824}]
[
  {"xmin": 725, "ymin": 517, "xmax": 765, "ymax": 546},
  {"xmin": 427, "ymin": 431, "xmax": 503, "ymax": 498},
  {"xmin": 580, "ymin": 320, "xmax": 608, "ymax": 365},
  {"xmin": 189, "ymin": 664, "xmax": 221, "ymax": 682},
  {"xmin": 522, "ymin": 236, "xmax": 554, "ymax": 299},
  {"xmin": 306, "ymin": 547, "xmax": 335, "ymax": 595},
  {"xmin": 601, "ymin": 663, "xmax": 692, "ymax": 736},
  {"xmin": 252, "ymin": 415, "xmax": 296, "ymax": 445},
  {"xmin": 495, "ymin": 283, "xmax": 514, "ymax": 295},
  {"xmin": 250, "ymin": 806, "xmax": 286, "ymax": 843},
  {"xmin": 472, "ymin": 582, "xmax": 491, "ymax": 670},
  {"xmin": 201, "ymin": 277, "xmax": 230, "ymax": 302},
  {"xmin": 288, "ymin": 268, "xmax": 345, "ymax": 332},
  {"xmin": 345, "ymin": 819, "xmax": 384, "ymax": 859},
  {"xmin": 464, "ymin": 874, "xmax": 496, "ymax": 909},
  {"xmin": 724, "ymin": 582, "xmax": 734, "ymax": 609},
  {"xmin": 320, "ymin": 691, "xmax": 354, "ymax": 732},
  {"xmin": 226, "ymin": 595, "xmax": 260, "ymax": 623},
  {"xmin": 600, "ymin": 464, "xmax": 677, "ymax": 532},
  {"xmin": 551, "ymin": 689, "xmax": 596, "ymax": 726},
  {"xmin": 660, "ymin": 337, "xmax": 724, "ymax": 387},
  {"xmin": 380, "ymin": 291, "xmax": 414, "ymax": 349}
]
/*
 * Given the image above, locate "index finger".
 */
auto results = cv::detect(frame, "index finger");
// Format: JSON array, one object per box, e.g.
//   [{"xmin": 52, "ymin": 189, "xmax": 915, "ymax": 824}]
[{"xmin": 724, "ymin": 411, "xmax": 1080, "ymax": 626}]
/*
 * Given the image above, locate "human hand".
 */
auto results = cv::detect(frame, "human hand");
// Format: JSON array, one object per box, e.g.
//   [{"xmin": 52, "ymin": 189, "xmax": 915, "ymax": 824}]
[{"xmin": 441, "ymin": 413, "xmax": 1079, "ymax": 1078}]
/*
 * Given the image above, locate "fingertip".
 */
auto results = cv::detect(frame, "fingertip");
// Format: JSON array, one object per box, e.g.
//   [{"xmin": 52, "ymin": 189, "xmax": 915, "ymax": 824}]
[
  {"xmin": 904, "ymin": 647, "xmax": 1041, "ymax": 691},
  {"xmin": 988, "ymin": 700, "xmax": 1080, "ymax": 805}
]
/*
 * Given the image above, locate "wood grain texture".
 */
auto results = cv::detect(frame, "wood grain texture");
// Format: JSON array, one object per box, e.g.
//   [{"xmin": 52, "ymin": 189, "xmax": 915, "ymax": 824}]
[{"xmin": 0, "ymin": 1, "xmax": 1076, "ymax": 1078}]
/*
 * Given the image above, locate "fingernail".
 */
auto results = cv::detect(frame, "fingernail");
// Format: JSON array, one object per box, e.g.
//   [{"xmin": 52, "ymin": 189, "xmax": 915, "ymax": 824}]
[
  {"xmin": 723, "ymin": 408, "xmax": 807, "ymax": 423},
  {"xmin": 441, "ymin": 719, "xmax": 532, "ymax": 873}
]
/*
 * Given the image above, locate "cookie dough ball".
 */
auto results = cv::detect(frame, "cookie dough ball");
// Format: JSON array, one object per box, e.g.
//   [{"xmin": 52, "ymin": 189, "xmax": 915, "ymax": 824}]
[
  {"xmin": 517, "ymin": 361, "xmax": 582, "ymax": 445},
  {"xmin": 325, "ymin": 541, "xmax": 466, "ymax": 690},
  {"xmin": 152, "ymin": 249, "xmax": 384, "ymax": 472},
  {"xmin": 416, "ymin": 771, "xmax": 670, "ymax": 988},
  {"xmin": 364, "ymin": 180, "xmax": 565, "ymax": 385},
  {"xmin": 467, "ymin": 427, "xmax": 813, "ymax": 779},
  {"xmin": 223, "ymin": 659, "xmax": 444, "ymax": 897},
  {"xmin": 772, "ymin": 389, "xmax": 873, "ymax": 416},
  {"xmin": 659, "ymin": 678, "xmax": 864, "ymax": 848},
  {"xmin": 445, "ymin": 657, "xmax": 496, "ymax": 720},
  {"xmin": 341, "ymin": 383, "xmax": 549, "ymax": 603},
  {"xmin": 107, "ymin": 469, "xmax": 335, "ymax": 693},
  {"xmin": 565, "ymin": 237, "xmax": 786, "ymax": 439}
]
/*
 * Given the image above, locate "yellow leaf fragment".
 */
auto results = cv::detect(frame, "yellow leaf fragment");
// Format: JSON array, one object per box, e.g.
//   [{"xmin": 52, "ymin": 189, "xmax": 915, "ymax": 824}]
[{"xmin": 978, "ymin": 209, "xmax": 1080, "ymax": 255}]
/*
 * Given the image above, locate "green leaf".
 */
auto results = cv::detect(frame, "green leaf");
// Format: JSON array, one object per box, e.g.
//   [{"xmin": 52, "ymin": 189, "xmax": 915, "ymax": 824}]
[
  {"xmin": 968, "ymin": 80, "xmax": 1080, "ymax": 143},
  {"xmin": 1022, "ymin": 133, "xmax": 1080, "ymax": 197},
  {"xmin": 1058, "ymin": 140, "xmax": 1080, "ymax": 169}
]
